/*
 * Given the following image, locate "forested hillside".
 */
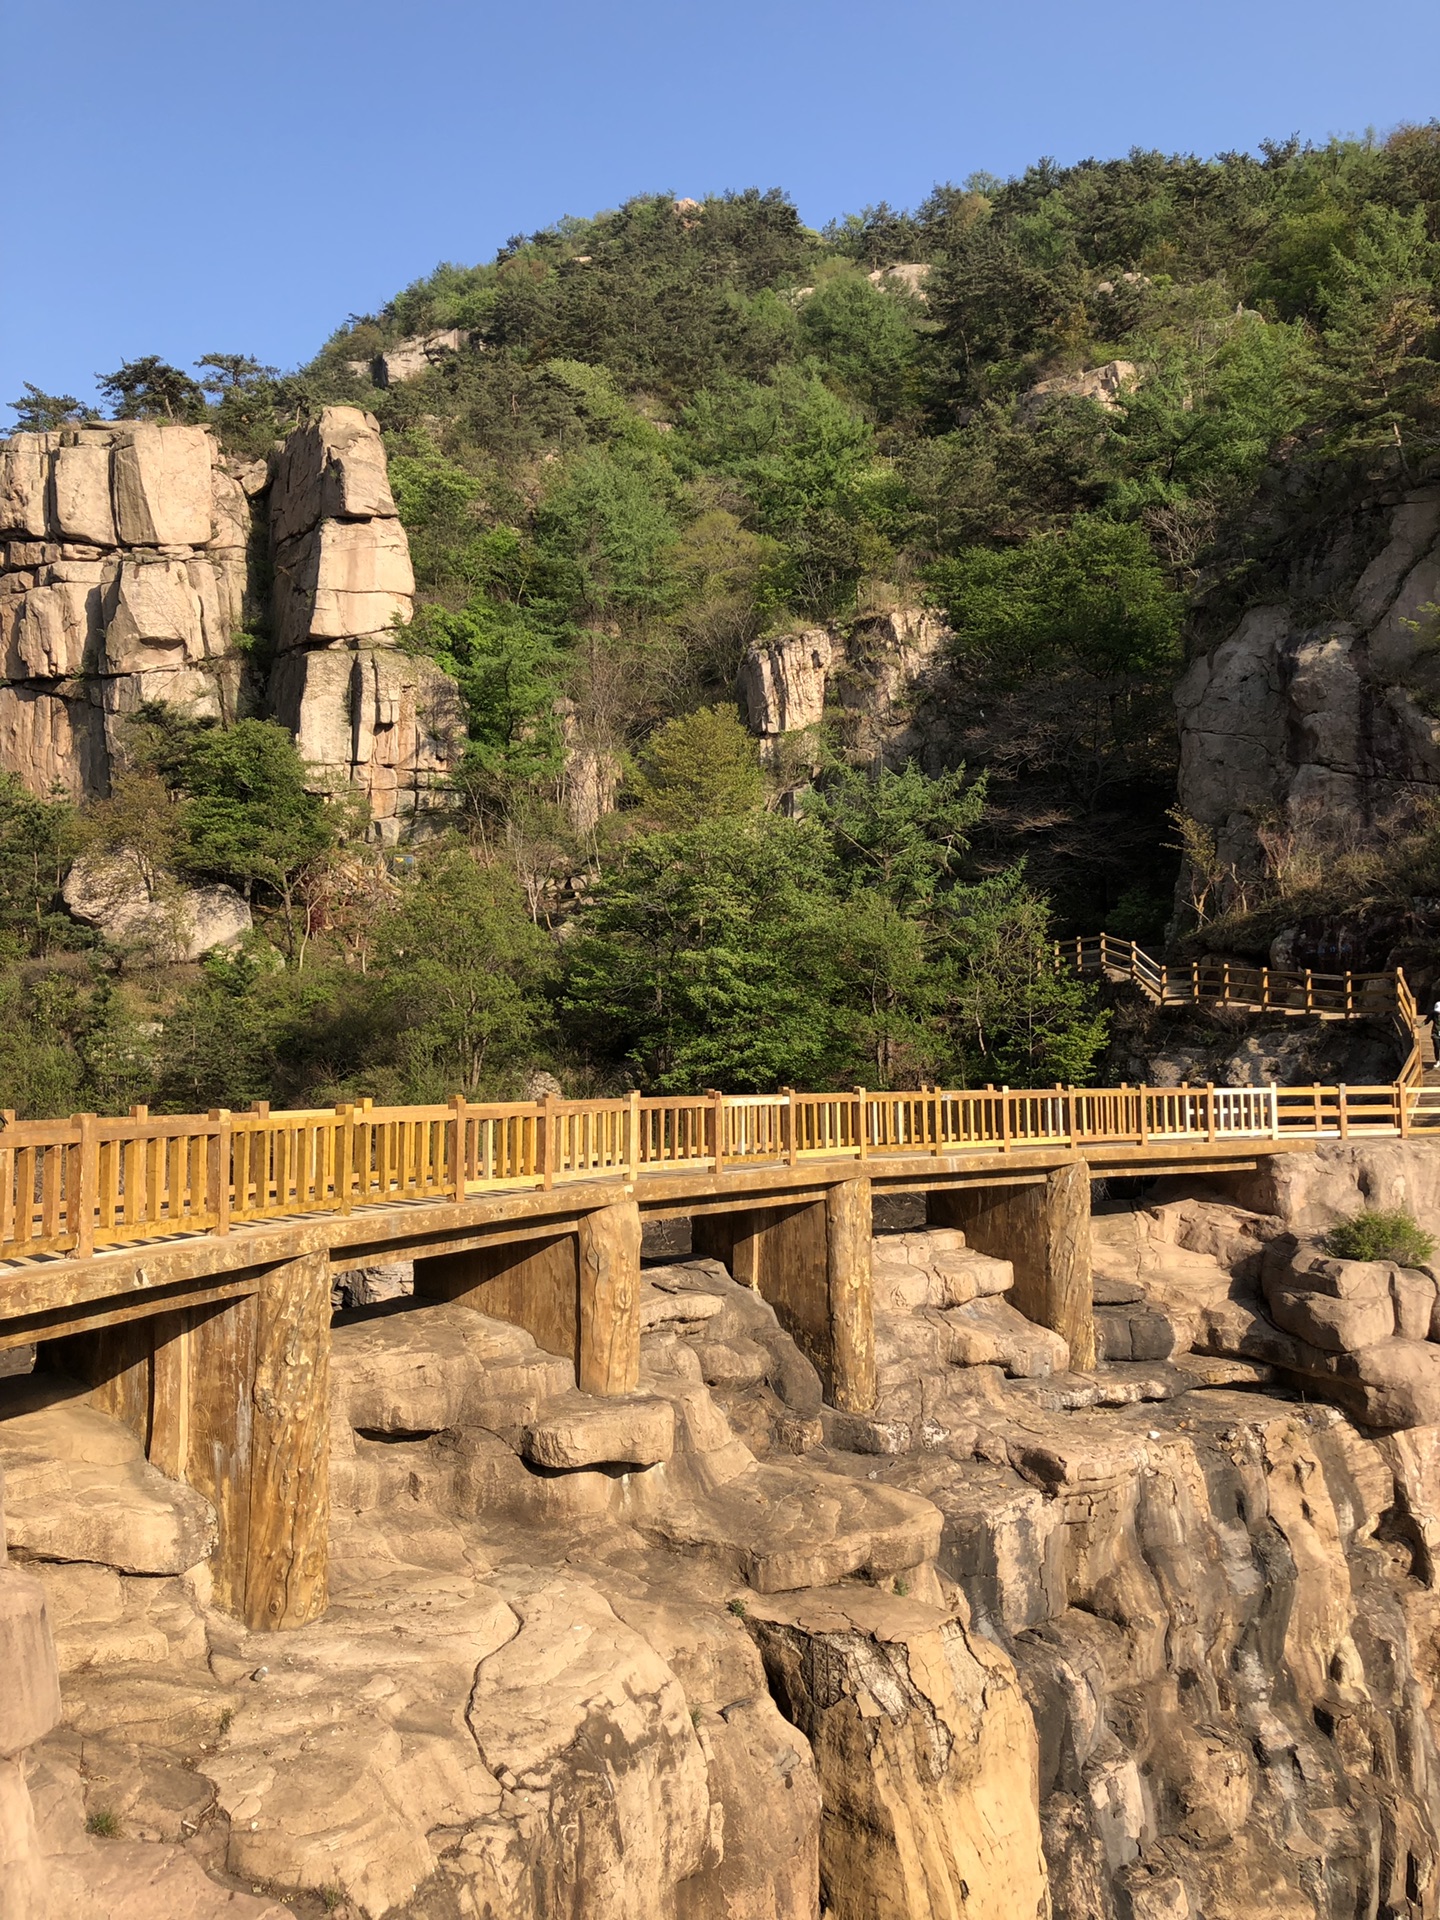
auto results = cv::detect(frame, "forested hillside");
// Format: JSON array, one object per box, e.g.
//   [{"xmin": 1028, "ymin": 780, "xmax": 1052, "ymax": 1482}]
[{"xmin": 6, "ymin": 129, "xmax": 1440, "ymax": 1115}]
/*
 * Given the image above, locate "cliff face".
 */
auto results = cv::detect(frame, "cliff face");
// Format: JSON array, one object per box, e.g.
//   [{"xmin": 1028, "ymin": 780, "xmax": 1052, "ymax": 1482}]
[
  {"xmin": 0, "ymin": 422, "xmax": 260, "ymax": 797},
  {"xmin": 1175, "ymin": 485, "xmax": 1440, "ymax": 883},
  {"xmin": 0, "ymin": 409, "xmax": 465, "ymax": 837}
]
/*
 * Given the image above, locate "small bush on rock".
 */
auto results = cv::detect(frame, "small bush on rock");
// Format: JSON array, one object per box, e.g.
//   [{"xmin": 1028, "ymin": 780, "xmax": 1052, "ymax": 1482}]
[{"xmin": 1325, "ymin": 1208, "xmax": 1435, "ymax": 1266}]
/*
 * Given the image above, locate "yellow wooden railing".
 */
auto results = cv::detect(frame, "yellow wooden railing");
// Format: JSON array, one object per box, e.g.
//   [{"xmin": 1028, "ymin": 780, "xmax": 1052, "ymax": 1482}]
[{"xmin": 2, "ymin": 1069, "xmax": 1438, "ymax": 1264}]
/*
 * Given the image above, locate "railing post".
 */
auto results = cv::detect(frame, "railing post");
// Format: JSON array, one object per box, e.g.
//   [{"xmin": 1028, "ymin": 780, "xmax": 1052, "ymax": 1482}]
[
  {"xmin": 1337, "ymin": 1086, "xmax": 1349, "ymax": 1139},
  {"xmin": 450, "ymin": 1094, "xmax": 468, "ymax": 1203},
  {"xmin": 1192, "ymin": 962, "xmax": 1199, "ymax": 1004},
  {"xmin": 628, "ymin": 1089, "xmax": 642, "ymax": 1178},
  {"xmin": 1345, "ymin": 971, "xmax": 1353, "ymax": 1016},
  {"xmin": 709, "ymin": 1089, "xmax": 726, "ymax": 1174},
  {"xmin": 542, "ymin": 1092, "xmax": 558, "ymax": 1189},
  {"xmin": 1206, "ymin": 1082, "xmax": 1216, "ymax": 1143},
  {"xmin": 1401, "ymin": 1082, "xmax": 1412, "ymax": 1139},
  {"xmin": 1313, "ymin": 1083, "xmax": 1323, "ymax": 1134},
  {"xmin": 1305, "ymin": 970, "xmax": 1314, "ymax": 1013},
  {"xmin": 1261, "ymin": 965, "xmax": 1269, "ymax": 1008},
  {"xmin": 1270, "ymin": 1082, "xmax": 1280, "ymax": 1139},
  {"xmin": 782, "ymin": 1088, "xmax": 798, "ymax": 1168},
  {"xmin": 1000, "ymin": 1088, "xmax": 1011, "ymax": 1153},
  {"xmin": 1139, "ymin": 1086, "xmax": 1150, "ymax": 1148},
  {"xmin": 75, "ymin": 1112, "xmax": 97, "ymax": 1257},
  {"xmin": 337, "ymin": 1105, "xmax": 354, "ymax": 1214},
  {"xmin": 854, "ymin": 1087, "xmax": 869, "ymax": 1161},
  {"xmin": 207, "ymin": 1109, "xmax": 232, "ymax": 1234}
]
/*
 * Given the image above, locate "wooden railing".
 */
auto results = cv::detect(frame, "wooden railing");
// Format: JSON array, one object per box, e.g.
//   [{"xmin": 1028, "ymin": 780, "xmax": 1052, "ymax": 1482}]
[{"xmin": 3, "ymin": 1070, "xmax": 1438, "ymax": 1264}]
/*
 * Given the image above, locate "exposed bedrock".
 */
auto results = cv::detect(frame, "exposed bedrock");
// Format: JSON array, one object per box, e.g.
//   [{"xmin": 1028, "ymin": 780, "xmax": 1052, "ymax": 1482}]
[
  {"xmin": 1175, "ymin": 484, "xmax": 1440, "ymax": 880},
  {"xmin": 9, "ymin": 1146, "xmax": 1440, "ymax": 1916}
]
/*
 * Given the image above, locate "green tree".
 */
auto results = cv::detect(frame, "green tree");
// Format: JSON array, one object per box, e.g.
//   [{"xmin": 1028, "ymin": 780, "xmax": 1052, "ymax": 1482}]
[
  {"xmin": 629, "ymin": 706, "xmax": 765, "ymax": 827},
  {"xmin": 8, "ymin": 384, "xmax": 84, "ymax": 430},
  {"xmin": 96, "ymin": 356, "xmax": 207, "ymax": 422},
  {"xmin": 370, "ymin": 850, "xmax": 555, "ymax": 1096},
  {"xmin": 173, "ymin": 721, "xmax": 334, "ymax": 949},
  {"xmin": 406, "ymin": 598, "xmax": 568, "ymax": 788},
  {"xmin": 929, "ymin": 515, "xmax": 1181, "ymax": 684},
  {"xmin": 0, "ymin": 774, "xmax": 83, "ymax": 958},
  {"xmin": 563, "ymin": 816, "xmax": 857, "ymax": 1090},
  {"xmin": 805, "ymin": 762, "xmax": 986, "ymax": 912}
]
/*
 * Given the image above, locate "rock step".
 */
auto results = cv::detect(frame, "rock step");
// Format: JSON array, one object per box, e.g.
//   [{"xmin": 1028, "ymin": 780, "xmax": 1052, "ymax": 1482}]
[
  {"xmin": 331, "ymin": 1302, "xmax": 575, "ymax": 1435},
  {"xmin": 522, "ymin": 1393, "xmax": 676, "ymax": 1469},
  {"xmin": 643, "ymin": 1460, "xmax": 941, "ymax": 1593}
]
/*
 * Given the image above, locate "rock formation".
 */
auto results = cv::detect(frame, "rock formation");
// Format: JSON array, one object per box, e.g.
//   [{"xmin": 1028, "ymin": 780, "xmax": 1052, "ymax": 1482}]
[
  {"xmin": 0, "ymin": 424, "xmax": 261, "ymax": 798},
  {"xmin": 1017, "ymin": 360, "xmax": 1139, "ymax": 420},
  {"xmin": 0, "ymin": 409, "xmax": 467, "ymax": 840},
  {"xmin": 1175, "ymin": 485, "xmax": 1440, "ymax": 882},
  {"xmin": 737, "ymin": 608, "xmax": 948, "ymax": 766}
]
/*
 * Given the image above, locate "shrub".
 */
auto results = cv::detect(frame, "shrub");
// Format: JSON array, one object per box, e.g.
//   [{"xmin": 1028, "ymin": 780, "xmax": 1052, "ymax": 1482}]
[{"xmin": 1324, "ymin": 1208, "xmax": 1435, "ymax": 1266}]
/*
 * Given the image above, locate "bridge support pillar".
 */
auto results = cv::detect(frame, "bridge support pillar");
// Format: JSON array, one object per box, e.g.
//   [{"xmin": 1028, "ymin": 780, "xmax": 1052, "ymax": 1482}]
[
  {"xmin": 414, "ymin": 1202, "xmax": 642, "ymax": 1398},
  {"xmin": 929, "ymin": 1161, "xmax": 1095, "ymax": 1371},
  {"xmin": 826, "ymin": 1176, "xmax": 876, "ymax": 1414},
  {"xmin": 242, "ymin": 1251, "xmax": 331, "ymax": 1631},
  {"xmin": 691, "ymin": 1184, "xmax": 875, "ymax": 1412},
  {"xmin": 577, "ymin": 1199, "xmax": 641, "ymax": 1396}
]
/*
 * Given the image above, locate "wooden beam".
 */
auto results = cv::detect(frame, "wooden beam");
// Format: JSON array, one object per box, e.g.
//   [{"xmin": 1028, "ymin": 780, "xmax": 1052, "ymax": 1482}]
[
  {"xmin": 0, "ymin": 1274, "xmax": 259, "ymax": 1351},
  {"xmin": 243, "ymin": 1251, "xmax": 331, "ymax": 1632},
  {"xmin": 186, "ymin": 1293, "xmax": 257, "ymax": 1617}
]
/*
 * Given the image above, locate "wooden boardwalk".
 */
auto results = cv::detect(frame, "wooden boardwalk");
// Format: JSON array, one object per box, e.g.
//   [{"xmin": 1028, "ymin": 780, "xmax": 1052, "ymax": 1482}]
[{"xmin": 2, "ymin": 950, "xmax": 1434, "ymax": 1632}]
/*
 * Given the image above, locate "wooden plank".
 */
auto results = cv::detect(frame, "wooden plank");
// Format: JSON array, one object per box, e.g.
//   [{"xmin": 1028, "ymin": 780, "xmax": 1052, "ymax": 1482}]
[
  {"xmin": 576, "ymin": 1200, "xmax": 641, "ymax": 1396},
  {"xmin": 0, "ymin": 1274, "xmax": 259, "ymax": 1351},
  {"xmin": 244, "ymin": 1251, "xmax": 331, "ymax": 1632}
]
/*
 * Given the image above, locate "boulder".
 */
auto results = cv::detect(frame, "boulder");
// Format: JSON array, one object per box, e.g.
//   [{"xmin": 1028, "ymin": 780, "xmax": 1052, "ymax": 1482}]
[
  {"xmin": 745, "ymin": 1586, "xmax": 1048, "ymax": 1920},
  {"xmin": 62, "ymin": 850, "xmax": 251, "ymax": 962},
  {"xmin": 102, "ymin": 559, "xmax": 205, "ymax": 672},
  {"xmin": 0, "ymin": 1379, "xmax": 217, "ymax": 1574},
  {"xmin": 272, "ymin": 517, "xmax": 414, "ymax": 649},
  {"xmin": 944, "ymin": 1295, "xmax": 1071, "ymax": 1378},
  {"xmin": 1019, "ymin": 360, "xmax": 1138, "ymax": 419},
  {"xmin": 375, "ymin": 329, "xmax": 470, "ymax": 388},
  {"xmin": 0, "ymin": 1567, "xmax": 61, "ymax": 1759},
  {"xmin": 0, "ymin": 435, "xmax": 51, "ymax": 539},
  {"xmin": 523, "ymin": 1394, "xmax": 676, "ymax": 1469}
]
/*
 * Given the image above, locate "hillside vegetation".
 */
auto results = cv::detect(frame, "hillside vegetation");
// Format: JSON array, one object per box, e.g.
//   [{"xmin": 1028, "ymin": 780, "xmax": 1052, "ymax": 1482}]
[{"xmin": 6, "ymin": 130, "xmax": 1440, "ymax": 1114}]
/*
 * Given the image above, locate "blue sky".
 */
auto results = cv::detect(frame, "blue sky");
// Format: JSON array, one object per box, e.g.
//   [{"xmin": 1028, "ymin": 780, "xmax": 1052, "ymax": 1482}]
[{"xmin": 4, "ymin": 0, "xmax": 1438, "ymax": 423}]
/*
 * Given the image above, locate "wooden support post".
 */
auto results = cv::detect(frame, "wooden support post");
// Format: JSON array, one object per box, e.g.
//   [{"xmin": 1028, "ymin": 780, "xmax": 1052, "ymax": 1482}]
[
  {"xmin": 826, "ymin": 1177, "xmax": 875, "ymax": 1414},
  {"xmin": 929, "ymin": 1160, "xmax": 1095, "ymax": 1371},
  {"xmin": 74, "ymin": 1113, "xmax": 97, "ymax": 1257},
  {"xmin": 576, "ymin": 1199, "xmax": 641, "ymax": 1396},
  {"xmin": 783, "ymin": 1088, "xmax": 799, "ymax": 1169},
  {"xmin": 207, "ymin": 1110, "xmax": 231, "ymax": 1234},
  {"xmin": 244, "ymin": 1250, "xmax": 331, "ymax": 1631},
  {"xmin": 450, "ymin": 1095, "xmax": 468, "ymax": 1203},
  {"xmin": 184, "ymin": 1293, "xmax": 257, "ymax": 1617}
]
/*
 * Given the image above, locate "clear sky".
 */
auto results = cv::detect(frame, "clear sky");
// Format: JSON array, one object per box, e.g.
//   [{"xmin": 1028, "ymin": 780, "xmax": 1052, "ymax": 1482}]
[{"xmin": 4, "ymin": 0, "xmax": 1438, "ymax": 424}]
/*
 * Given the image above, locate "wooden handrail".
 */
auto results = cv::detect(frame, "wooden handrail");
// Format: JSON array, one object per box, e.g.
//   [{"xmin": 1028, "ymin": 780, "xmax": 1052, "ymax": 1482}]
[{"xmin": 2, "ymin": 1057, "xmax": 1439, "ymax": 1263}]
